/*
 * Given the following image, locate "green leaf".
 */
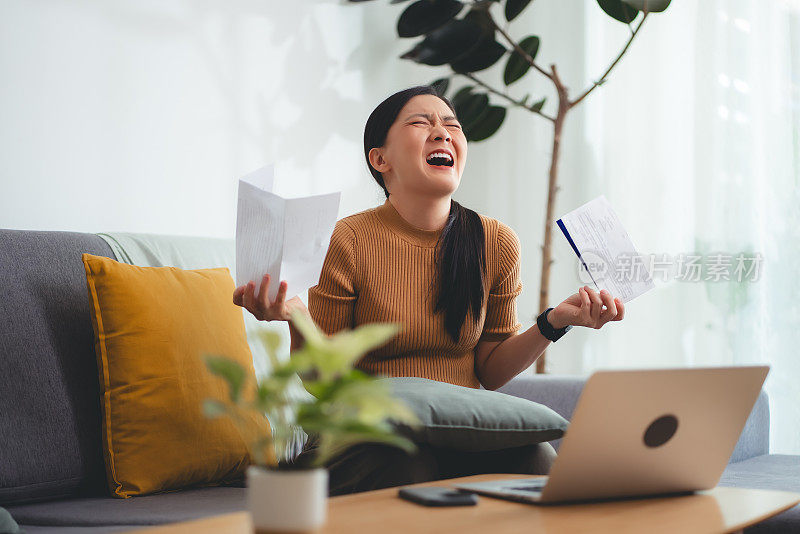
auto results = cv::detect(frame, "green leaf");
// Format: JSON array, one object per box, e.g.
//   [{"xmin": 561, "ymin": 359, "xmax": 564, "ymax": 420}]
[
  {"xmin": 326, "ymin": 378, "xmax": 419, "ymax": 427},
  {"xmin": 462, "ymin": 8, "xmax": 495, "ymax": 38},
  {"xmin": 503, "ymin": 35, "xmax": 540, "ymax": 85},
  {"xmin": 430, "ymin": 77, "xmax": 450, "ymax": 96},
  {"xmin": 451, "ymin": 85, "xmax": 475, "ymax": 108},
  {"xmin": 621, "ymin": 0, "xmax": 670, "ymax": 13},
  {"xmin": 326, "ymin": 322, "xmax": 403, "ymax": 364},
  {"xmin": 400, "ymin": 19, "xmax": 485, "ymax": 66},
  {"xmin": 530, "ymin": 97, "xmax": 546, "ymax": 112},
  {"xmin": 258, "ymin": 329, "xmax": 283, "ymax": 355},
  {"xmin": 450, "ymin": 38, "xmax": 506, "ymax": 73},
  {"xmin": 288, "ymin": 308, "xmax": 326, "ymax": 347},
  {"xmin": 455, "ymin": 93, "xmax": 490, "ymax": 130},
  {"xmin": 397, "ymin": 0, "xmax": 464, "ymax": 38},
  {"xmin": 204, "ymin": 355, "xmax": 246, "ymax": 403},
  {"xmin": 505, "ymin": 0, "xmax": 533, "ymax": 22},
  {"xmin": 312, "ymin": 422, "xmax": 418, "ymax": 467},
  {"xmin": 254, "ymin": 329, "xmax": 284, "ymax": 370},
  {"xmin": 596, "ymin": 0, "xmax": 639, "ymax": 23},
  {"xmin": 465, "ymin": 106, "xmax": 506, "ymax": 141},
  {"xmin": 249, "ymin": 435, "xmax": 276, "ymax": 467},
  {"xmin": 202, "ymin": 398, "xmax": 229, "ymax": 419}
]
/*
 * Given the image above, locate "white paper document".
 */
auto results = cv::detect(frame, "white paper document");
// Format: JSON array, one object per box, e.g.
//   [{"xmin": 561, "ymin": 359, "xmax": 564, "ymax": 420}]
[
  {"xmin": 557, "ymin": 195, "xmax": 654, "ymax": 303},
  {"xmin": 235, "ymin": 164, "xmax": 341, "ymax": 303}
]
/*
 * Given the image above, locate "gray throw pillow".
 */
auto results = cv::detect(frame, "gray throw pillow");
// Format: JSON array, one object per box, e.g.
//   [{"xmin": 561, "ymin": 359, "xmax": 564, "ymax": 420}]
[{"xmin": 383, "ymin": 377, "xmax": 568, "ymax": 452}]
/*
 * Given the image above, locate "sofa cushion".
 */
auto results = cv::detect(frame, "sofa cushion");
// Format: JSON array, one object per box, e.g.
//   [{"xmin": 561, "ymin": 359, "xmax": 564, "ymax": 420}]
[
  {"xmin": 496, "ymin": 375, "xmax": 587, "ymax": 451},
  {"xmin": 0, "ymin": 230, "xmax": 114, "ymax": 505},
  {"xmin": 82, "ymin": 254, "xmax": 271, "ymax": 498},
  {"xmin": 384, "ymin": 377, "xmax": 568, "ymax": 452},
  {"xmin": 719, "ymin": 454, "xmax": 800, "ymax": 533},
  {"xmin": 5, "ymin": 485, "xmax": 246, "ymax": 527},
  {"xmin": 97, "ymin": 231, "xmax": 309, "ymax": 463}
]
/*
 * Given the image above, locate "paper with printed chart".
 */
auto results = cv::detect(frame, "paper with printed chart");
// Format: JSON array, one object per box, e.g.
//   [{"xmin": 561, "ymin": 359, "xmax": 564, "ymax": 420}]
[
  {"xmin": 236, "ymin": 163, "xmax": 341, "ymax": 304},
  {"xmin": 556, "ymin": 195, "xmax": 654, "ymax": 303}
]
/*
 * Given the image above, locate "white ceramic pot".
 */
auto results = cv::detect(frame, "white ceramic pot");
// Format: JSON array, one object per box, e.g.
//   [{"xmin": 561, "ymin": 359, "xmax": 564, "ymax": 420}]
[{"xmin": 246, "ymin": 465, "xmax": 328, "ymax": 533}]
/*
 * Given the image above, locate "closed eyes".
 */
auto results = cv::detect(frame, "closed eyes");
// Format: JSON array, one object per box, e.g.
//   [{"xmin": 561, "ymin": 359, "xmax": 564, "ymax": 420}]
[{"xmin": 411, "ymin": 121, "xmax": 462, "ymax": 129}]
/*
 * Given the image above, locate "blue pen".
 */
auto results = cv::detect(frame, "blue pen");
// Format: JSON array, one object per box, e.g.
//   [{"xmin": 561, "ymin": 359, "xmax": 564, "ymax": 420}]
[{"xmin": 556, "ymin": 219, "xmax": 601, "ymax": 291}]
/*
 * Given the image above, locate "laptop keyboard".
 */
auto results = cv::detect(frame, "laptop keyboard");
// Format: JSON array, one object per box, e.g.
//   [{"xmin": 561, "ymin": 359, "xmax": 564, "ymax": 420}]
[{"xmin": 506, "ymin": 479, "xmax": 547, "ymax": 493}]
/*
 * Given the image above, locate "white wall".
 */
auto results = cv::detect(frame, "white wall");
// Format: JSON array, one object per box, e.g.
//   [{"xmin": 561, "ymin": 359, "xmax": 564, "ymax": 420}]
[{"xmin": 1, "ymin": 0, "xmax": 379, "ymax": 236}]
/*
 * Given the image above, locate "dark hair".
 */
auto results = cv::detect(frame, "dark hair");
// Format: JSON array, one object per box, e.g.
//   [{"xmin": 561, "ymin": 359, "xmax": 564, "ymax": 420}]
[{"xmin": 363, "ymin": 85, "xmax": 486, "ymax": 345}]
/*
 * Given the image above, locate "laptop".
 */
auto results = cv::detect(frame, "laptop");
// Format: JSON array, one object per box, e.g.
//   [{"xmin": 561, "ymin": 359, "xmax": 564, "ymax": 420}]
[{"xmin": 453, "ymin": 365, "xmax": 769, "ymax": 504}]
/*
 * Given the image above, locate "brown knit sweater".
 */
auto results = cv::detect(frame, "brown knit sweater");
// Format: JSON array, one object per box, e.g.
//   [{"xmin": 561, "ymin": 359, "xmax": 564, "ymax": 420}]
[{"xmin": 308, "ymin": 198, "xmax": 523, "ymax": 388}]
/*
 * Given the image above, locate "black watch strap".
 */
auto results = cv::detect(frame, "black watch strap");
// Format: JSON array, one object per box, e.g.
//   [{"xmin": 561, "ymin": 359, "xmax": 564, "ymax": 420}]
[{"xmin": 537, "ymin": 307, "xmax": 572, "ymax": 342}]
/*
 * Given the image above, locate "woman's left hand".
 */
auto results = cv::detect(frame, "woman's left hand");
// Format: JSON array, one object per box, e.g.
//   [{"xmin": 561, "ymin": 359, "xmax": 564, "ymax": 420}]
[{"xmin": 549, "ymin": 286, "xmax": 625, "ymax": 330}]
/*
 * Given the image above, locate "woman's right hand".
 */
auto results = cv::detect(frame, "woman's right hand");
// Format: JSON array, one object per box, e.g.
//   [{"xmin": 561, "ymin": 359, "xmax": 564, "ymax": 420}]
[{"xmin": 233, "ymin": 273, "xmax": 307, "ymax": 322}]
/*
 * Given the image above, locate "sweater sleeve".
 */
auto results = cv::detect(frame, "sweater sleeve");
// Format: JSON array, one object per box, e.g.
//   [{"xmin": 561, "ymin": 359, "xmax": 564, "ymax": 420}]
[
  {"xmin": 479, "ymin": 222, "xmax": 523, "ymax": 342},
  {"xmin": 308, "ymin": 220, "xmax": 358, "ymax": 336}
]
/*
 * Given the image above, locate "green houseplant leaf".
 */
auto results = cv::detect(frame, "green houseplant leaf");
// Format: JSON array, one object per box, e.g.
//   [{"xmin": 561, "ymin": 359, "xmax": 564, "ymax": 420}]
[
  {"xmin": 202, "ymin": 398, "xmax": 230, "ymax": 419},
  {"xmin": 503, "ymin": 35, "xmax": 540, "ymax": 85},
  {"xmin": 204, "ymin": 355, "xmax": 247, "ymax": 403},
  {"xmin": 462, "ymin": 7, "xmax": 496, "ymax": 37},
  {"xmin": 455, "ymin": 93, "xmax": 490, "ymax": 130},
  {"xmin": 450, "ymin": 38, "xmax": 507, "ymax": 73},
  {"xmin": 400, "ymin": 19, "xmax": 485, "ymax": 66},
  {"xmin": 621, "ymin": 0, "xmax": 670, "ymax": 13},
  {"xmin": 450, "ymin": 85, "xmax": 475, "ymax": 107},
  {"xmin": 465, "ymin": 106, "xmax": 506, "ymax": 142},
  {"xmin": 505, "ymin": 0, "xmax": 533, "ymax": 22},
  {"xmin": 430, "ymin": 77, "xmax": 450, "ymax": 95},
  {"xmin": 530, "ymin": 97, "xmax": 546, "ymax": 112},
  {"xmin": 597, "ymin": 0, "xmax": 639, "ymax": 23},
  {"xmin": 397, "ymin": 0, "xmax": 464, "ymax": 38},
  {"xmin": 203, "ymin": 308, "xmax": 419, "ymax": 470},
  {"xmin": 285, "ymin": 307, "xmax": 326, "ymax": 348}
]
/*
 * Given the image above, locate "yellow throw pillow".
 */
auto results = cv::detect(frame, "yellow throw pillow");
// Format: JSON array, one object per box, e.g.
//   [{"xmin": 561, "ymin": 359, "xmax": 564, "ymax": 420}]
[{"xmin": 82, "ymin": 253, "xmax": 271, "ymax": 498}]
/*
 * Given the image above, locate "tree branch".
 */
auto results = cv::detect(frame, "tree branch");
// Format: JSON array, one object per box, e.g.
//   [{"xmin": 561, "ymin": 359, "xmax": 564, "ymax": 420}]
[
  {"xmin": 549, "ymin": 64, "xmax": 568, "ymax": 101},
  {"xmin": 488, "ymin": 16, "xmax": 553, "ymax": 82},
  {"xmin": 461, "ymin": 71, "xmax": 555, "ymax": 123},
  {"xmin": 569, "ymin": 12, "xmax": 649, "ymax": 109}
]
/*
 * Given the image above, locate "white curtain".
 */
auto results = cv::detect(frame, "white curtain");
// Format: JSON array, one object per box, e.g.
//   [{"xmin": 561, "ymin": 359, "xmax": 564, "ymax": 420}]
[{"xmin": 539, "ymin": 0, "xmax": 800, "ymax": 455}]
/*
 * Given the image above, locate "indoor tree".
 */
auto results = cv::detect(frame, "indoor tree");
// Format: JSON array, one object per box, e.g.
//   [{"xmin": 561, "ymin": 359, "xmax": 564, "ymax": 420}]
[{"xmin": 347, "ymin": 0, "xmax": 671, "ymax": 372}]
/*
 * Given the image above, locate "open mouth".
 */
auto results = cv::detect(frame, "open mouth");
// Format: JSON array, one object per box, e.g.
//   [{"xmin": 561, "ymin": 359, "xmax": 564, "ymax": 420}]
[{"xmin": 426, "ymin": 151, "xmax": 454, "ymax": 168}]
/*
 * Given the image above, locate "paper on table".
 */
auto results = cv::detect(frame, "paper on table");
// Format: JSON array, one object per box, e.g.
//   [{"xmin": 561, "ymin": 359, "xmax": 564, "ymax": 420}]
[
  {"xmin": 556, "ymin": 195, "xmax": 654, "ymax": 303},
  {"xmin": 235, "ymin": 164, "xmax": 341, "ymax": 303}
]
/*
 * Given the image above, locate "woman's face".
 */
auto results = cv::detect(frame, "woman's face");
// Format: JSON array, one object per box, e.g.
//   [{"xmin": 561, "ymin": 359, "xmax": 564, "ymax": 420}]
[{"xmin": 370, "ymin": 94, "xmax": 467, "ymax": 197}]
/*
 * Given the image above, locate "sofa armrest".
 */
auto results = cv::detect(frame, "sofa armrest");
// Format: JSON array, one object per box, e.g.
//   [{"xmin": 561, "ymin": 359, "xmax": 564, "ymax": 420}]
[
  {"xmin": 730, "ymin": 389, "xmax": 770, "ymax": 462},
  {"xmin": 498, "ymin": 374, "xmax": 770, "ymax": 462}
]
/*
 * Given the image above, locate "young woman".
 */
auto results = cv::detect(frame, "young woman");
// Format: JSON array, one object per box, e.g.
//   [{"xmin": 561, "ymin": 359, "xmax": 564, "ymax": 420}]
[{"xmin": 233, "ymin": 85, "xmax": 625, "ymax": 495}]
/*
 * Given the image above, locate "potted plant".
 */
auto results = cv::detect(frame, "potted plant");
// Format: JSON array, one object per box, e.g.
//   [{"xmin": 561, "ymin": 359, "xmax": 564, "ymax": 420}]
[{"xmin": 203, "ymin": 308, "xmax": 419, "ymax": 533}]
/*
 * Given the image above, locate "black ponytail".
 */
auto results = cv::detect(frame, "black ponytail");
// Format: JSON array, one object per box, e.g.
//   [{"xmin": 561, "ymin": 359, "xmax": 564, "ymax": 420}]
[{"xmin": 363, "ymin": 86, "xmax": 486, "ymax": 344}]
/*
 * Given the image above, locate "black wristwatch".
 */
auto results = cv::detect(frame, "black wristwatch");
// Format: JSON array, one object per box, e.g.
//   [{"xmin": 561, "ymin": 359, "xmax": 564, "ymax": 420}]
[{"xmin": 537, "ymin": 307, "xmax": 572, "ymax": 342}]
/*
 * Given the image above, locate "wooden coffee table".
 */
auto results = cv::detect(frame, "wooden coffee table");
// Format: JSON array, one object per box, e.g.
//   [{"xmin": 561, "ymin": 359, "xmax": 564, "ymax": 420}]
[{"xmin": 130, "ymin": 474, "xmax": 800, "ymax": 534}]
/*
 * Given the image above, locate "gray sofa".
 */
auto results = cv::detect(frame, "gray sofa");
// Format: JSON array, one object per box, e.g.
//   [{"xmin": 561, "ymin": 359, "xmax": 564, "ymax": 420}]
[{"xmin": 1, "ymin": 229, "xmax": 798, "ymax": 533}]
